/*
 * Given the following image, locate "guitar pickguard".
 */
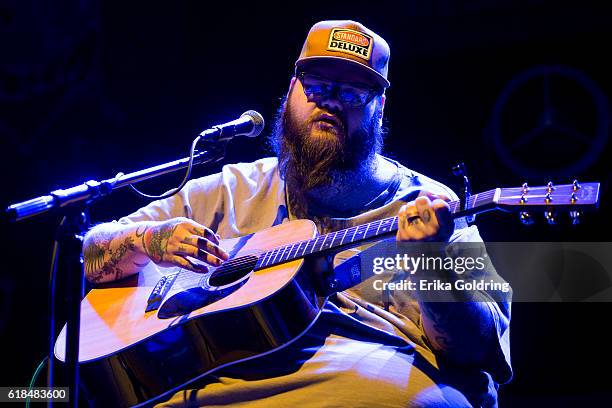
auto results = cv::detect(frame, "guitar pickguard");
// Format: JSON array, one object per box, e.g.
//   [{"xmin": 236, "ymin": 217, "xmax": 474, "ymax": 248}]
[{"xmin": 157, "ymin": 275, "xmax": 249, "ymax": 319}]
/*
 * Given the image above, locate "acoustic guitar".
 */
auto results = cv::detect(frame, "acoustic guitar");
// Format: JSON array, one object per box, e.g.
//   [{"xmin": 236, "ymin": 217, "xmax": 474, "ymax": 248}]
[{"xmin": 54, "ymin": 181, "xmax": 600, "ymax": 406}]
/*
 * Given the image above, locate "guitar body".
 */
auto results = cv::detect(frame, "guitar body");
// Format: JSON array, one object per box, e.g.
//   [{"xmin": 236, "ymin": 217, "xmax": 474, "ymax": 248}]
[{"xmin": 55, "ymin": 219, "xmax": 324, "ymax": 407}]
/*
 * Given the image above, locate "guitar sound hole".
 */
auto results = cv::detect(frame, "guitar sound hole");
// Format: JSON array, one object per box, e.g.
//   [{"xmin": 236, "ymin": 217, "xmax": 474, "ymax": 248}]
[{"xmin": 208, "ymin": 255, "xmax": 258, "ymax": 287}]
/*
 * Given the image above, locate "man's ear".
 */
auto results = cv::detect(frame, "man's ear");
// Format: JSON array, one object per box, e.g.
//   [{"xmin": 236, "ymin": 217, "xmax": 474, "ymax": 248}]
[
  {"xmin": 379, "ymin": 93, "xmax": 386, "ymax": 127},
  {"xmin": 287, "ymin": 76, "xmax": 298, "ymax": 96}
]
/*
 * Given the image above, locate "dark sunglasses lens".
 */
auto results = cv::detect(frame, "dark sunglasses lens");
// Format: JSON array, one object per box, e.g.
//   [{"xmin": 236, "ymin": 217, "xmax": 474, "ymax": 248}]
[
  {"xmin": 302, "ymin": 76, "xmax": 330, "ymax": 98},
  {"xmin": 300, "ymin": 73, "xmax": 375, "ymax": 107},
  {"xmin": 304, "ymin": 85, "xmax": 327, "ymax": 100},
  {"xmin": 338, "ymin": 88, "xmax": 369, "ymax": 107}
]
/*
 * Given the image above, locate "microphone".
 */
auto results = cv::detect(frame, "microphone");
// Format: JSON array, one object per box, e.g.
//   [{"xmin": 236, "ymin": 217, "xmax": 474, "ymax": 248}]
[{"xmin": 199, "ymin": 110, "xmax": 265, "ymax": 142}]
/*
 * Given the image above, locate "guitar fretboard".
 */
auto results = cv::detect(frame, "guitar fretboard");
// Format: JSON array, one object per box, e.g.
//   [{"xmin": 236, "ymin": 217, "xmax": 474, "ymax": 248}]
[{"xmin": 254, "ymin": 189, "xmax": 497, "ymax": 270}]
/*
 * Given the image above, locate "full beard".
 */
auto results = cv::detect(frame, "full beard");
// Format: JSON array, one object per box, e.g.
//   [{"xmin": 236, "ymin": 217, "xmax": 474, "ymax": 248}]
[{"xmin": 269, "ymin": 94, "xmax": 384, "ymax": 218}]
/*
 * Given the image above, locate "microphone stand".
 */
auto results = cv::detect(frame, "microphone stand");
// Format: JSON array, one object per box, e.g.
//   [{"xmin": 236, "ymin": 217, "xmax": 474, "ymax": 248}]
[{"xmin": 6, "ymin": 142, "xmax": 227, "ymax": 407}]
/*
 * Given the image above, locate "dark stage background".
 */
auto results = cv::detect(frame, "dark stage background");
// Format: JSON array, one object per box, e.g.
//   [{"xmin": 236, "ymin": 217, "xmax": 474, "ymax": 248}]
[{"xmin": 2, "ymin": 1, "xmax": 611, "ymax": 406}]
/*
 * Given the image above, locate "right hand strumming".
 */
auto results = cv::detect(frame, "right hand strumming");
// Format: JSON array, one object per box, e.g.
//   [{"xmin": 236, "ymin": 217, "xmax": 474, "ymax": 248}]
[{"xmin": 137, "ymin": 217, "xmax": 230, "ymax": 273}]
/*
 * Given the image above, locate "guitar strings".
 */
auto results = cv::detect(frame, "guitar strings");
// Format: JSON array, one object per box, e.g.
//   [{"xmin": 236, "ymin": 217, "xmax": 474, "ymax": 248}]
[
  {"xmin": 175, "ymin": 197, "xmax": 490, "ymax": 283},
  {"xmin": 174, "ymin": 217, "xmax": 401, "ymax": 284},
  {"xmin": 172, "ymin": 186, "xmax": 580, "ymax": 284},
  {"xmin": 174, "ymin": 192, "xmax": 502, "ymax": 284}
]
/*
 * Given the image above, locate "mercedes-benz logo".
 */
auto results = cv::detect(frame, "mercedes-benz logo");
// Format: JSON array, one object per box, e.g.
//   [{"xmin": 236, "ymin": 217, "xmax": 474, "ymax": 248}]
[{"xmin": 489, "ymin": 65, "xmax": 609, "ymax": 178}]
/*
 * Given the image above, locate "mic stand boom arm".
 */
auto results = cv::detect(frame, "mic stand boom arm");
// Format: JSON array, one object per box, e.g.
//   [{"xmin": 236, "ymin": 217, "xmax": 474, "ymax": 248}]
[{"xmin": 7, "ymin": 145, "xmax": 225, "ymax": 222}]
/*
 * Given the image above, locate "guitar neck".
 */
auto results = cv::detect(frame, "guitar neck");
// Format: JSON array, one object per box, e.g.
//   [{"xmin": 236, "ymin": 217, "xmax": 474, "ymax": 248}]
[{"xmin": 254, "ymin": 189, "xmax": 499, "ymax": 270}]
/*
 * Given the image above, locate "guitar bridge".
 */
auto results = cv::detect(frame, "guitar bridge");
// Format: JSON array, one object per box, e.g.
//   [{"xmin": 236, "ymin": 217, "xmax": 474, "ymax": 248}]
[{"xmin": 146, "ymin": 272, "xmax": 178, "ymax": 312}]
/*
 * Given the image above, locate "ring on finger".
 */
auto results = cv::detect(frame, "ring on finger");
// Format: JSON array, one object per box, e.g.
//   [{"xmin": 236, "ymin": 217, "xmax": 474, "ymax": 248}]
[{"xmin": 407, "ymin": 215, "xmax": 422, "ymax": 226}]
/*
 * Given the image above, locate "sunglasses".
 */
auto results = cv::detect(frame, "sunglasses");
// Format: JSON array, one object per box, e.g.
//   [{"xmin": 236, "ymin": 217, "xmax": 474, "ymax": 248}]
[{"xmin": 297, "ymin": 71, "xmax": 382, "ymax": 108}]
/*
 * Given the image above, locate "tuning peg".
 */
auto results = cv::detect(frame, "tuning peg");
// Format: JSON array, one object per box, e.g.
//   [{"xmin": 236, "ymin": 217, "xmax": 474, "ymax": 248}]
[
  {"xmin": 545, "ymin": 192, "xmax": 552, "ymax": 204},
  {"xmin": 520, "ymin": 211, "xmax": 534, "ymax": 226},
  {"xmin": 522, "ymin": 182, "xmax": 529, "ymax": 194},
  {"xmin": 570, "ymin": 192, "xmax": 578, "ymax": 204},
  {"xmin": 544, "ymin": 210, "xmax": 556, "ymax": 225},
  {"xmin": 569, "ymin": 210, "xmax": 582, "ymax": 225}
]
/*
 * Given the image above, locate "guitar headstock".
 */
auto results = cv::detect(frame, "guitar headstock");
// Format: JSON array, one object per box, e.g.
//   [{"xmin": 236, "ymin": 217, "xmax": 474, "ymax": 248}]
[{"xmin": 494, "ymin": 180, "xmax": 600, "ymax": 225}]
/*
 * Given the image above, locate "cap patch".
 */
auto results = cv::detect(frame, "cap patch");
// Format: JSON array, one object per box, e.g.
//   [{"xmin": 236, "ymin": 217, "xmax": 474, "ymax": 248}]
[{"xmin": 327, "ymin": 28, "xmax": 373, "ymax": 60}]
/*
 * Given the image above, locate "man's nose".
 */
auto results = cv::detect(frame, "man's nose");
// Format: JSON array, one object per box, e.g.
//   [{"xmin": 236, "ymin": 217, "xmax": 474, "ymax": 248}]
[{"xmin": 319, "ymin": 95, "xmax": 343, "ymax": 112}]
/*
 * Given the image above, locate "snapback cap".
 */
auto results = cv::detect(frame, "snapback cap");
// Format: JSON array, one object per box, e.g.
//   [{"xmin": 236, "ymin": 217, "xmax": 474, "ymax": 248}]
[{"xmin": 295, "ymin": 20, "xmax": 390, "ymax": 89}]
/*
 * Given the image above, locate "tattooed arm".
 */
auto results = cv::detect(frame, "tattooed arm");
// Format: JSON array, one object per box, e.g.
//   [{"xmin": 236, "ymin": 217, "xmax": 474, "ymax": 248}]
[
  {"xmin": 396, "ymin": 194, "xmax": 498, "ymax": 366},
  {"xmin": 83, "ymin": 217, "xmax": 229, "ymax": 284},
  {"xmin": 418, "ymin": 301, "xmax": 495, "ymax": 366}
]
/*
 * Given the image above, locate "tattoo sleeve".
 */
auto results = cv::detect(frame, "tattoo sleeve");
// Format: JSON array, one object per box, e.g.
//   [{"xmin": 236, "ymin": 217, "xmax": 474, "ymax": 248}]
[
  {"xmin": 142, "ymin": 224, "xmax": 178, "ymax": 263},
  {"xmin": 84, "ymin": 243, "xmax": 106, "ymax": 276},
  {"xmin": 419, "ymin": 301, "xmax": 494, "ymax": 366},
  {"xmin": 83, "ymin": 223, "xmax": 151, "ymax": 283},
  {"xmin": 136, "ymin": 225, "xmax": 150, "ymax": 258},
  {"xmin": 85, "ymin": 234, "xmax": 135, "ymax": 284}
]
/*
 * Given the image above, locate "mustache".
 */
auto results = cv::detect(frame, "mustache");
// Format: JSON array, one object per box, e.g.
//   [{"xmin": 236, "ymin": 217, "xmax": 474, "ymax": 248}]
[{"xmin": 310, "ymin": 111, "xmax": 345, "ymax": 132}]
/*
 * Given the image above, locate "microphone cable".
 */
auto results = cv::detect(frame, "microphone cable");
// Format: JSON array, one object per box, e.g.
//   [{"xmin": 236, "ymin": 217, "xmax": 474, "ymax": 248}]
[{"xmin": 128, "ymin": 134, "xmax": 211, "ymax": 200}]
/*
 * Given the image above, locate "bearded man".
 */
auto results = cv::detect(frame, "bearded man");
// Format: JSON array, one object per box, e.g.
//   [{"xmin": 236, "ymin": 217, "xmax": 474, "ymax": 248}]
[{"xmin": 83, "ymin": 20, "xmax": 511, "ymax": 407}]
